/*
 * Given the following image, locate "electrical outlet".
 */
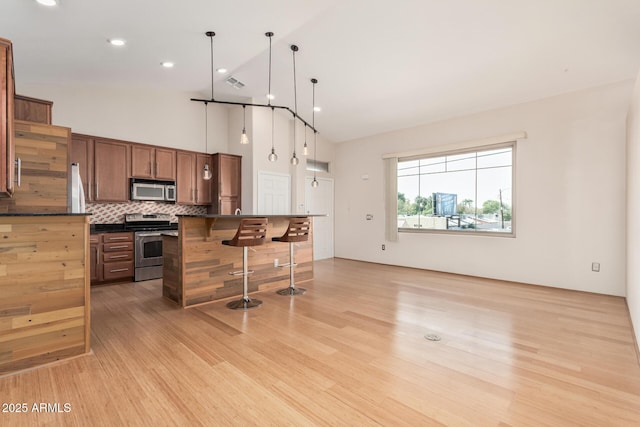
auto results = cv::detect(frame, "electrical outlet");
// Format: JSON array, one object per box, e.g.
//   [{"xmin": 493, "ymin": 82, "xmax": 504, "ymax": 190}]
[
  {"xmin": 274, "ymin": 258, "xmax": 279, "ymax": 267},
  {"xmin": 592, "ymin": 262, "xmax": 600, "ymax": 272},
  {"xmin": 382, "ymin": 244, "xmax": 386, "ymax": 250}
]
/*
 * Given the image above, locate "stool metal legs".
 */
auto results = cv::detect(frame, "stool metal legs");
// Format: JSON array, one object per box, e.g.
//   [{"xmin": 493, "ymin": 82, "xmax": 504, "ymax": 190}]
[
  {"xmin": 226, "ymin": 246, "xmax": 263, "ymax": 310},
  {"xmin": 276, "ymin": 242, "xmax": 306, "ymax": 296}
]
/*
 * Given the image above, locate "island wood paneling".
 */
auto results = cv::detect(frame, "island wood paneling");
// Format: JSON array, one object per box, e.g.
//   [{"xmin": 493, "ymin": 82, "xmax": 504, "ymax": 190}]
[
  {"xmin": 163, "ymin": 216, "xmax": 313, "ymax": 307},
  {"xmin": 0, "ymin": 120, "xmax": 70, "ymax": 213},
  {"xmin": 0, "ymin": 215, "xmax": 90, "ymax": 376}
]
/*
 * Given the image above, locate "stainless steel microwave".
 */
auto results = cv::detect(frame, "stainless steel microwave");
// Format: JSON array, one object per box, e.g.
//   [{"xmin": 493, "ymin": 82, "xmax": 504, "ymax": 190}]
[{"xmin": 130, "ymin": 179, "xmax": 176, "ymax": 202}]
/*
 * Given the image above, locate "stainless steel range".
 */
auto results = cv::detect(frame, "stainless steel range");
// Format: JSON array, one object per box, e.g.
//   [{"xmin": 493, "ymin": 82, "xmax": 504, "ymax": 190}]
[{"xmin": 124, "ymin": 213, "xmax": 176, "ymax": 282}]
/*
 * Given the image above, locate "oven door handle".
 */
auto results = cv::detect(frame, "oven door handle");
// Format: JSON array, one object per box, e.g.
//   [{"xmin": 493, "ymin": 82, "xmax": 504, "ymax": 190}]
[{"xmin": 136, "ymin": 232, "xmax": 163, "ymax": 237}]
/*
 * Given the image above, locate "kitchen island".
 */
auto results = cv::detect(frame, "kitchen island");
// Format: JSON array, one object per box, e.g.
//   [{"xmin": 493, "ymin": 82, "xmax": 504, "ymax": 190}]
[{"xmin": 163, "ymin": 215, "xmax": 314, "ymax": 307}]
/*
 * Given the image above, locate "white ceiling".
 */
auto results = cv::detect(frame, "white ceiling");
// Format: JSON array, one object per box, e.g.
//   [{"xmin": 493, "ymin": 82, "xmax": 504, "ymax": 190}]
[{"xmin": 2, "ymin": 0, "xmax": 640, "ymax": 142}]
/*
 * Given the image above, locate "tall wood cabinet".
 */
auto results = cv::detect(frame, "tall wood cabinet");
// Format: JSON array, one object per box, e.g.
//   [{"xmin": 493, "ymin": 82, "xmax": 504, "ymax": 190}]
[
  {"xmin": 71, "ymin": 133, "xmax": 94, "ymax": 202},
  {"xmin": 0, "ymin": 37, "xmax": 15, "ymax": 198},
  {"xmin": 212, "ymin": 153, "xmax": 241, "ymax": 214}
]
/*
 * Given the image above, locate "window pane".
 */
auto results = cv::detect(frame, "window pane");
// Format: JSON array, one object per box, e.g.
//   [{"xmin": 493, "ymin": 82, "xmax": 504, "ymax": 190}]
[
  {"xmin": 419, "ymin": 156, "xmax": 446, "ymax": 174},
  {"xmin": 446, "ymin": 152, "xmax": 476, "ymax": 172},
  {"xmin": 397, "ymin": 142, "xmax": 514, "ymax": 235},
  {"xmin": 477, "ymin": 148, "xmax": 512, "ymax": 169},
  {"xmin": 398, "ymin": 160, "xmax": 420, "ymax": 177},
  {"xmin": 477, "ymin": 166, "xmax": 512, "ymax": 232}
]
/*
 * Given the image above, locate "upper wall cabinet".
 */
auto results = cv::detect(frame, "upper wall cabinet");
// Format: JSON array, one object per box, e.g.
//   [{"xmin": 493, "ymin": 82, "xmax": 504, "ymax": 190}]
[
  {"xmin": 176, "ymin": 151, "xmax": 212, "ymax": 205},
  {"xmin": 131, "ymin": 144, "xmax": 176, "ymax": 181},
  {"xmin": 94, "ymin": 138, "xmax": 130, "ymax": 202},
  {"xmin": 14, "ymin": 94, "xmax": 53, "ymax": 124},
  {"xmin": 0, "ymin": 37, "xmax": 15, "ymax": 197}
]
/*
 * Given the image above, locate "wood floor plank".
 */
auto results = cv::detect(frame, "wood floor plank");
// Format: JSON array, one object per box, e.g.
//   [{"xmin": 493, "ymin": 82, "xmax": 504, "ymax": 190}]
[{"xmin": 1, "ymin": 258, "xmax": 640, "ymax": 426}]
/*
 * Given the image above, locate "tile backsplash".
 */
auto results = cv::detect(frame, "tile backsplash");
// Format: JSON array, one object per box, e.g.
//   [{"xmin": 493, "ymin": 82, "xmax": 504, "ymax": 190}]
[{"xmin": 86, "ymin": 201, "xmax": 207, "ymax": 224}]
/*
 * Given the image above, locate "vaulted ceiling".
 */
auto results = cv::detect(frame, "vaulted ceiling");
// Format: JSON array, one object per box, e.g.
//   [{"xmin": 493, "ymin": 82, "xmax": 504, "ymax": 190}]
[{"xmin": 2, "ymin": 0, "xmax": 640, "ymax": 142}]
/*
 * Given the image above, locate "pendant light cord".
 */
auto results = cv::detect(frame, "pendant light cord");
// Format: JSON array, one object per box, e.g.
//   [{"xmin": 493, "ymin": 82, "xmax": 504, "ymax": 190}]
[
  {"xmin": 271, "ymin": 106, "xmax": 275, "ymax": 150},
  {"xmin": 266, "ymin": 32, "xmax": 273, "ymax": 106},
  {"xmin": 291, "ymin": 46, "xmax": 299, "ymax": 157},
  {"xmin": 204, "ymin": 102, "xmax": 208, "ymax": 152},
  {"xmin": 207, "ymin": 31, "xmax": 216, "ymax": 101}
]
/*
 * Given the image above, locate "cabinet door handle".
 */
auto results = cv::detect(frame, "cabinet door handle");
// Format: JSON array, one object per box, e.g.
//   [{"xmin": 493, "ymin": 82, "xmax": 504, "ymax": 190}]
[
  {"xmin": 155, "ymin": 162, "xmax": 158, "ymax": 176},
  {"xmin": 191, "ymin": 188, "xmax": 194, "ymax": 201},
  {"xmin": 149, "ymin": 161, "xmax": 152, "ymax": 175},
  {"xmin": 14, "ymin": 158, "xmax": 21, "ymax": 187},
  {"xmin": 108, "ymin": 237, "xmax": 129, "ymax": 241},
  {"xmin": 108, "ymin": 254, "xmax": 129, "ymax": 259},
  {"xmin": 109, "ymin": 245, "xmax": 129, "ymax": 249},
  {"xmin": 109, "ymin": 268, "xmax": 130, "ymax": 273}
]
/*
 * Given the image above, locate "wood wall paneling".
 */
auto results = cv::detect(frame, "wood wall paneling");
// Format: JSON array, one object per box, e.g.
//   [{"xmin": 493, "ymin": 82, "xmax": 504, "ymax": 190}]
[
  {"xmin": 0, "ymin": 215, "xmax": 90, "ymax": 376},
  {"xmin": 1, "ymin": 37, "xmax": 15, "ymax": 197},
  {"xmin": 0, "ymin": 120, "xmax": 70, "ymax": 213}
]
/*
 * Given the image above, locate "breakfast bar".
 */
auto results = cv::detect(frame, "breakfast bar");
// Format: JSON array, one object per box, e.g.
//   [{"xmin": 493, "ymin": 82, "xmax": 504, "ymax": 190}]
[{"xmin": 162, "ymin": 215, "xmax": 314, "ymax": 307}]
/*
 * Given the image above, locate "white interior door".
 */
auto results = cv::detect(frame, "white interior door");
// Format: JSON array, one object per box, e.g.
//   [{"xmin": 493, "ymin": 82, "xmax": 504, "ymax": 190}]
[
  {"xmin": 258, "ymin": 171, "xmax": 291, "ymax": 214},
  {"xmin": 305, "ymin": 176, "xmax": 334, "ymax": 260}
]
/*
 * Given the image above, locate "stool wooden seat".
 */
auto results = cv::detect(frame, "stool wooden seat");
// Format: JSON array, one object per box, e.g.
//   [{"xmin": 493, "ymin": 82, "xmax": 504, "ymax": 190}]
[
  {"xmin": 272, "ymin": 217, "xmax": 310, "ymax": 296},
  {"xmin": 222, "ymin": 217, "xmax": 268, "ymax": 310}
]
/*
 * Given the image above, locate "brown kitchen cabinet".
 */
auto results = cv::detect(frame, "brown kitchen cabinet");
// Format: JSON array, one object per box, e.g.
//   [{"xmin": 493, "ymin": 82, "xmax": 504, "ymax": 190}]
[
  {"xmin": 176, "ymin": 151, "xmax": 212, "ymax": 205},
  {"xmin": 91, "ymin": 232, "xmax": 134, "ymax": 284},
  {"xmin": 94, "ymin": 138, "xmax": 130, "ymax": 202},
  {"xmin": 0, "ymin": 37, "xmax": 15, "ymax": 198},
  {"xmin": 211, "ymin": 153, "xmax": 241, "ymax": 214},
  {"xmin": 131, "ymin": 144, "xmax": 176, "ymax": 181},
  {"xmin": 14, "ymin": 94, "xmax": 52, "ymax": 124},
  {"xmin": 70, "ymin": 133, "xmax": 94, "ymax": 201},
  {"xmin": 89, "ymin": 234, "xmax": 100, "ymax": 282}
]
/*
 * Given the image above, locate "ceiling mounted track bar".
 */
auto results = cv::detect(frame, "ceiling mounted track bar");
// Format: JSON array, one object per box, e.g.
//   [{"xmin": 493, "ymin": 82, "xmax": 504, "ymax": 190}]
[
  {"xmin": 191, "ymin": 31, "xmax": 318, "ymax": 135},
  {"xmin": 190, "ymin": 97, "xmax": 319, "ymax": 134}
]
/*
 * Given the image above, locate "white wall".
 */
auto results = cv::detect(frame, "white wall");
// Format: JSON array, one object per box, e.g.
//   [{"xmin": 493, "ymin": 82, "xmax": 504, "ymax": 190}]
[
  {"xmin": 626, "ymin": 72, "xmax": 640, "ymax": 347},
  {"xmin": 335, "ymin": 81, "xmax": 631, "ymax": 296},
  {"xmin": 18, "ymin": 83, "xmax": 229, "ymax": 153}
]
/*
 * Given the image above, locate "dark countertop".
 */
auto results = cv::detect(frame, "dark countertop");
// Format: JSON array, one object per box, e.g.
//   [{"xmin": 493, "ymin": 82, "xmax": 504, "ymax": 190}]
[
  {"xmin": 177, "ymin": 214, "xmax": 325, "ymax": 218},
  {"xmin": 0, "ymin": 213, "xmax": 91, "ymax": 217},
  {"xmin": 91, "ymin": 223, "xmax": 178, "ymax": 234}
]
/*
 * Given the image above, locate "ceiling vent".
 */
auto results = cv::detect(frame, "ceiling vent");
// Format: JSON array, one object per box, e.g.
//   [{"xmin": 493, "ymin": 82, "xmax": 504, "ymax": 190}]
[{"xmin": 225, "ymin": 76, "xmax": 245, "ymax": 89}]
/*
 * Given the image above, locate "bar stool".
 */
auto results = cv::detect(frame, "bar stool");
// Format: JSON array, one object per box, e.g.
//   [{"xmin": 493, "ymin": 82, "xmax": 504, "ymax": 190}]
[
  {"xmin": 222, "ymin": 217, "xmax": 268, "ymax": 310},
  {"xmin": 273, "ymin": 217, "xmax": 310, "ymax": 296}
]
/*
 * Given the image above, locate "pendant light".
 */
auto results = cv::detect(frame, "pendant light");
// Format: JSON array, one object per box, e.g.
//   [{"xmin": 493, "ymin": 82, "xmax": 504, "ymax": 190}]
[
  {"xmin": 290, "ymin": 45, "xmax": 299, "ymax": 166},
  {"xmin": 240, "ymin": 105, "xmax": 249, "ymax": 144},
  {"xmin": 201, "ymin": 31, "xmax": 216, "ymax": 181},
  {"xmin": 311, "ymin": 78, "xmax": 319, "ymax": 188},
  {"xmin": 303, "ymin": 125, "xmax": 309, "ymax": 156},
  {"xmin": 268, "ymin": 107, "xmax": 278, "ymax": 161},
  {"xmin": 266, "ymin": 32, "xmax": 278, "ymax": 161},
  {"xmin": 202, "ymin": 102, "xmax": 212, "ymax": 180}
]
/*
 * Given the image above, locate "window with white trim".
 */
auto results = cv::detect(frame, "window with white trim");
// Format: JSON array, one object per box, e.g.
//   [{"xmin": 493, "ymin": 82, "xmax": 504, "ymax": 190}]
[{"xmin": 397, "ymin": 142, "xmax": 514, "ymax": 235}]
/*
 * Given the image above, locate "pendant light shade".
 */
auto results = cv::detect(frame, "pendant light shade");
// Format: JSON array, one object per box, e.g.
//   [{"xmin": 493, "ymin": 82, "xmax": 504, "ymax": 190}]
[
  {"xmin": 303, "ymin": 125, "xmax": 309, "ymax": 156},
  {"xmin": 240, "ymin": 105, "xmax": 249, "ymax": 145},
  {"xmin": 268, "ymin": 107, "xmax": 278, "ymax": 162}
]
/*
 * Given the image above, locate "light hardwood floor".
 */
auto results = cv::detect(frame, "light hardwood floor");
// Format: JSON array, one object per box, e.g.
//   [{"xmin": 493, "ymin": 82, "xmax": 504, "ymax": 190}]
[{"xmin": 2, "ymin": 258, "xmax": 640, "ymax": 426}]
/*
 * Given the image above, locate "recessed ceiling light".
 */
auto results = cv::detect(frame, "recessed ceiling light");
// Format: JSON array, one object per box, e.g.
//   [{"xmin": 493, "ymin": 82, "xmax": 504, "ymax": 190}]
[
  {"xmin": 108, "ymin": 39, "xmax": 126, "ymax": 47},
  {"xmin": 266, "ymin": 94, "xmax": 275, "ymax": 100},
  {"xmin": 216, "ymin": 68, "xmax": 228, "ymax": 74},
  {"xmin": 161, "ymin": 62, "xmax": 174, "ymax": 68},
  {"xmin": 313, "ymin": 106, "xmax": 321, "ymax": 112},
  {"xmin": 36, "ymin": 0, "xmax": 58, "ymax": 6}
]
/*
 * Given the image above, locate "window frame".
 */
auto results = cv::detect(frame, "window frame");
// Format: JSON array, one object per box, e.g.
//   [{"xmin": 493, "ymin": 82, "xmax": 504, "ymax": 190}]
[{"xmin": 397, "ymin": 141, "xmax": 516, "ymax": 238}]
